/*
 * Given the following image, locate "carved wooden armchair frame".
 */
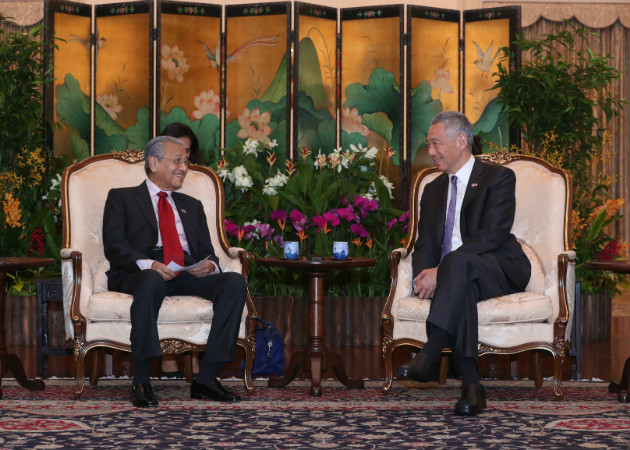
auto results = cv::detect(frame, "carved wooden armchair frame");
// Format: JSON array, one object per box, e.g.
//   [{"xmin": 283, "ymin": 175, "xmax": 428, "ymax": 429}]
[
  {"xmin": 61, "ymin": 150, "xmax": 258, "ymax": 399},
  {"xmin": 382, "ymin": 153, "xmax": 575, "ymax": 399}
]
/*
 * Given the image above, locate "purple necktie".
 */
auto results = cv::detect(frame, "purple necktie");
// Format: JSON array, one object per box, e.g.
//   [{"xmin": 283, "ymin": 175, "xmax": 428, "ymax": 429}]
[{"xmin": 440, "ymin": 176, "xmax": 458, "ymax": 261}]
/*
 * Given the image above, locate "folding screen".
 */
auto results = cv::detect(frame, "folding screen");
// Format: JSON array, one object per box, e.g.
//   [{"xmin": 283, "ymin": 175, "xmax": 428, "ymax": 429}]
[
  {"xmin": 293, "ymin": 2, "xmax": 338, "ymax": 156},
  {"xmin": 94, "ymin": 2, "xmax": 153, "ymax": 153},
  {"xmin": 224, "ymin": 2, "xmax": 291, "ymax": 163},
  {"xmin": 340, "ymin": 5, "xmax": 404, "ymax": 200},
  {"xmin": 407, "ymin": 6, "xmax": 460, "ymax": 176},
  {"xmin": 463, "ymin": 7, "xmax": 520, "ymax": 153},
  {"xmin": 44, "ymin": 1, "xmax": 519, "ymax": 192},
  {"xmin": 45, "ymin": 0, "xmax": 92, "ymax": 160},
  {"xmin": 158, "ymin": 1, "xmax": 221, "ymax": 162}
]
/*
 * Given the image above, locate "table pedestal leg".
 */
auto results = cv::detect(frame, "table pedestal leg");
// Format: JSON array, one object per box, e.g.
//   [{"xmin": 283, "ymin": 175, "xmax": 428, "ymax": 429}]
[
  {"xmin": 0, "ymin": 271, "xmax": 45, "ymax": 399},
  {"xmin": 268, "ymin": 350, "xmax": 303, "ymax": 388},
  {"xmin": 609, "ymin": 357, "xmax": 630, "ymax": 403}
]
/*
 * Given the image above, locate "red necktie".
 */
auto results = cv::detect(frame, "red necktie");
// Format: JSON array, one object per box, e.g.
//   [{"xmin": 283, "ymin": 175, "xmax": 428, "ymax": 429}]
[{"xmin": 157, "ymin": 191, "xmax": 185, "ymax": 269}]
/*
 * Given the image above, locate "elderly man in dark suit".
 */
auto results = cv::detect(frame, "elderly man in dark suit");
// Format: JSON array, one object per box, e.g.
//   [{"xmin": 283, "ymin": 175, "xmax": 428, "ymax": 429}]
[
  {"xmin": 103, "ymin": 135, "xmax": 246, "ymax": 407},
  {"xmin": 396, "ymin": 111, "xmax": 531, "ymax": 416}
]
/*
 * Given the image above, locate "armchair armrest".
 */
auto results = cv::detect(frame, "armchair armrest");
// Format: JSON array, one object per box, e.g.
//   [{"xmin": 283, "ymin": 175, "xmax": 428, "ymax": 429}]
[{"xmin": 61, "ymin": 248, "xmax": 93, "ymax": 341}]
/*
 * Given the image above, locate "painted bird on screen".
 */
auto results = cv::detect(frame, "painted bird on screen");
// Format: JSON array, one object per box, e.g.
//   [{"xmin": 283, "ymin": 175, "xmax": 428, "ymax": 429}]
[
  {"xmin": 199, "ymin": 34, "xmax": 279, "ymax": 69},
  {"xmin": 472, "ymin": 40, "xmax": 501, "ymax": 78}
]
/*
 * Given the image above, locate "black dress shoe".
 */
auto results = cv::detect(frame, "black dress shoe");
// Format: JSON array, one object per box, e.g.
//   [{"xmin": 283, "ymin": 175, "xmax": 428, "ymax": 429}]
[
  {"xmin": 454, "ymin": 383, "xmax": 486, "ymax": 416},
  {"xmin": 395, "ymin": 351, "xmax": 440, "ymax": 382},
  {"xmin": 130, "ymin": 382, "xmax": 158, "ymax": 408},
  {"xmin": 191, "ymin": 379, "xmax": 241, "ymax": 402}
]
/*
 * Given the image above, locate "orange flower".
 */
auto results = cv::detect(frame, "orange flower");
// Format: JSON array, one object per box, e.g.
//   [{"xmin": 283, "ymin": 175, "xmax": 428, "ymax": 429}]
[
  {"xmin": 322, "ymin": 223, "xmax": 331, "ymax": 235},
  {"xmin": 352, "ymin": 237, "xmax": 362, "ymax": 247},
  {"xmin": 296, "ymin": 230, "xmax": 308, "ymax": 242},
  {"xmin": 3, "ymin": 192, "xmax": 22, "ymax": 228},
  {"xmin": 237, "ymin": 228, "xmax": 245, "ymax": 242},
  {"xmin": 365, "ymin": 237, "xmax": 373, "ymax": 250},
  {"xmin": 300, "ymin": 147, "xmax": 311, "ymax": 161},
  {"xmin": 285, "ymin": 160, "xmax": 296, "ymax": 177},
  {"xmin": 265, "ymin": 151, "xmax": 277, "ymax": 168},
  {"xmin": 276, "ymin": 218, "xmax": 286, "ymax": 231}
]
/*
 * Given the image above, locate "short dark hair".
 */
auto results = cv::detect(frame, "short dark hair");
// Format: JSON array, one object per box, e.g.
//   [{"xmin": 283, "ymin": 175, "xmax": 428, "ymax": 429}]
[
  {"xmin": 431, "ymin": 111, "xmax": 474, "ymax": 151},
  {"xmin": 144, "ymin": 135, "xmax": 184, "ymax": 175},
  {"xmin": 159, "ymin": 122, "xmax": 201, "ymax": 164}
]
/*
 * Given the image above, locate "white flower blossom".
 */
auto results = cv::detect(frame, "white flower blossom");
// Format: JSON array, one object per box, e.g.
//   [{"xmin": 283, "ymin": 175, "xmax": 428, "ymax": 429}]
[
  {"xmin": 262, "ymin": 170, "xmax": 289, "ymax": 195},
  {"xmin": 233, "ymin": 165, "xmax": 253, "ymax": 190},
  {"xmin": 267, "ymin": 139, "xmax": 278, "ymax": 149},
  {"xmin": 368, "ymin": 175, "xmax": 395, "ymax": 200},
  {"xmin": 243, "ymin": 138, "xmax": 260, "ymax": 156},
  {"xmin": 364, "ymin": 146, "xmax": 378, "ymax": 159},
  {"xmin": 218, "ymin": 168, "xmax": 232, "ymax": 182}
]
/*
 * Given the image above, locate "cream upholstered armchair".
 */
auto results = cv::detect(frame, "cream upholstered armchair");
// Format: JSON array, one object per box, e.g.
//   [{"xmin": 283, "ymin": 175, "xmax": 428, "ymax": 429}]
[
  {"xmin": 382, "ymin": 153, "xmax": 575, "ymax": 399},
  {"xmin": 61, "ymin": 150, "xmax": 258, "ymax": 399}
]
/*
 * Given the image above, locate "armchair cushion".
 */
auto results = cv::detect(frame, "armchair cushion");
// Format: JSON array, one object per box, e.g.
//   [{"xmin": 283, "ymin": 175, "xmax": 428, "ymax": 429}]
[
  {"xmin": 87, "ymin": 292, "xmax": 215, "ymax": 323},
  {"xmin": 397, "ymin": 291, "xmax": 552, "ymax": 325}
]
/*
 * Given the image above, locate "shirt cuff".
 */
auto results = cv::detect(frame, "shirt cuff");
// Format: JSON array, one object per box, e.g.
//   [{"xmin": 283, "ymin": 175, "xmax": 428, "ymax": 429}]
[{"xmin": 137, "ymin": 259, "xmax": 156, "ymax": 271}]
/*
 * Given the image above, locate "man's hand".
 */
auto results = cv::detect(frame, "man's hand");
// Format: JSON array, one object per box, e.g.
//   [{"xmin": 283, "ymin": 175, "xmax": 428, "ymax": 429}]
[
  {"xmin": 188, "ymin": 260, "xmax": 218, "ymax": 278},
  {"xmin": 151, "ymin": 261, "xmax": 177, "ymax": 281},
  {"xmin": 413, "ymin": 267, "xmax": 438, "ymax": 299}
]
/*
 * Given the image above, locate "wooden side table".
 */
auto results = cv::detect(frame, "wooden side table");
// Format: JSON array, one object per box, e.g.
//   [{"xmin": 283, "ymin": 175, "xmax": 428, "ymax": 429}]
[
  {"xmin": 256, "ymin": 256, "xmax": 376, "ymax": 396},
  {"xmin": 0, "ymin": 257, "xmax": 55, "ymax": 399},
  {"xmin": 584, "ymin": 260, "xmax": 630, "ymax": 403}
]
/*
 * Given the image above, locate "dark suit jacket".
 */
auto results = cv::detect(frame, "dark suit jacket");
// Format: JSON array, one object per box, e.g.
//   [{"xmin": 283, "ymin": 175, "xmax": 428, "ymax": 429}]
[
  {"xmin": 412, "ymin": 158, "xmax": 530, "ymax": 290},
  {"xmin": 103, "ymin": 180, "xmax": 220, "ymax": 283}
]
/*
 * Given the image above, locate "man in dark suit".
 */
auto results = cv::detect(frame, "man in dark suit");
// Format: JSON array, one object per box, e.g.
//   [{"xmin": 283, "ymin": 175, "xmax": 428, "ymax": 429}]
[
  {"xmin": 103, "ymin": 135, "xmax": 246, "ymax": 407},
  {"xmin": 396, "ymin": 111, "xmax": 531, "ymax": 416}
]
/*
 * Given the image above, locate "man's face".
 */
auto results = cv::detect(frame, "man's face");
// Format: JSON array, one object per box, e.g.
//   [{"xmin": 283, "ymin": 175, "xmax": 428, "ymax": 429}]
[
  {"xmin": 148, "ymin": 141, "xmax": 189, "ymax": 191},
  {"xmin": 426, "ymin": 122, "xmax": 470, "ymax": 174}
]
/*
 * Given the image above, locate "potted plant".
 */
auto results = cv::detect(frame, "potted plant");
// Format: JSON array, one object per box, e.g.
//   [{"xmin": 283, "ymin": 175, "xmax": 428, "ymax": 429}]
[
  {"xmin": 0, "ymin": 14, "xmax": 62, "ymax": 295},
  {"xmin": 492, "ymin": 22, "xmax": 628, "ymax": 340},
  {"xmin": 215, "ymin": 138, "xmax": 408, "ymax": 298}
]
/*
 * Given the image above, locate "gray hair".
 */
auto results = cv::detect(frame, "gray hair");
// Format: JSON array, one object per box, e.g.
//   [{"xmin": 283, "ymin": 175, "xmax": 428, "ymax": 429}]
[
  {"xmin": 144, "ymin": 135, "xmax": 184, "ymax": 174},
  {"xmin": 431, "ymin": 111, "xmax": 474, "ymax": 150}
]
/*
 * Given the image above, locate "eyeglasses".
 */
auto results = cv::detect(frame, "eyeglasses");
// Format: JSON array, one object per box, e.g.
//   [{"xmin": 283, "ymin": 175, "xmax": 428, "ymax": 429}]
[{"xmin": 162, "ymin": 156, "xmax": 191, "ymax": 168}]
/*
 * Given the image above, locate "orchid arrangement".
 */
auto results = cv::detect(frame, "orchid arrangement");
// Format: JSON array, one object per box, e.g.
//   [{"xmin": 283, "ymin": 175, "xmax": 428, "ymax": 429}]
[{"xmin": 216, "ymin": 138, "xmax": 407, "ymax": 296}]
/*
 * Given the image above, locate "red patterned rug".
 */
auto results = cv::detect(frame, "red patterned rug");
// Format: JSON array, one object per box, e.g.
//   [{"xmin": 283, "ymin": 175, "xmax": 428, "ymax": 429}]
[{"xmin": 0, "ymin": 379, "xmax": 628, "ymax": 449}]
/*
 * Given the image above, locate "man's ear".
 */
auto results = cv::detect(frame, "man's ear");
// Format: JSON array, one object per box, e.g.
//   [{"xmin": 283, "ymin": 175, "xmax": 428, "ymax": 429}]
[
  {"xmin": 456, "ymin": 132, "xmax": 468, "ymax": 150},
  {"xmin": 148, "ymin": 155, "xmax": 158, "ymax": 173}
]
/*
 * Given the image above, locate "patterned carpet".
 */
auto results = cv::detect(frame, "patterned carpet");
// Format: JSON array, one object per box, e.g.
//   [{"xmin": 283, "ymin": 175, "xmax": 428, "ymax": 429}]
[{"xmin": 0, "ymin": 379, "xmax": 629, "ymax": 449}]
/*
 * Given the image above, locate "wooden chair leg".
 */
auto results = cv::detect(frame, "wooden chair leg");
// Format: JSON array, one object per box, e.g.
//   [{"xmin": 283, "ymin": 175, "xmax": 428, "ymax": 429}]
[
  {"xmin": 184, "ymin": 353, "xmax": 193, "ymax": 383},
  {"xmin": 439, "ymin": 353, "xmax": 449, "ymax": 385},
  {"xmin": 89, "ymin": 348, "xmax": 101, "ymax": 386},
  {"xmin": 382, "ymin": 344, "xmax": 394, "ymax": 394},
  {"xmin": 533, "ymin": 350, "xmax": 543, "ymax": 388}
]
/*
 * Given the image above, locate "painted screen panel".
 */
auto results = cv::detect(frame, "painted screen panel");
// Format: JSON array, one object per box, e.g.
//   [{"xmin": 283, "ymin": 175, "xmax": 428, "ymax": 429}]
[
  {"xmin": 225, "ymin": 3, "xmax": 291, "ymax": 162},
  {"xmin": 464, "ymin": 7, "xmax": 520, "ymax": 153},
  {"xmin": 340, "ymin": 5, "xmax": 403, "ymax": 204},
  {"xmin": 159, "ymin": 1, "xmax": 221, "ymax": 163},
  {"xmin": 294, "ymin": 2, "xmax": 337, "ymax": 156},
  {"xmin": 407, "ymin": 7, "xmax": 459, "ymax": 176},
  {"xmin": 95, "ymin": 1, "xmax": 152, "ymax": 153},
  {"xmin": 46, "ymin": 1, "xmax": 92, "ymax": 161}
]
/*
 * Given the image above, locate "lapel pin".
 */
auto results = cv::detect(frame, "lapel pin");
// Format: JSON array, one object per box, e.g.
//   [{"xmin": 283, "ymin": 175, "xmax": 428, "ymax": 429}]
[
  {"xmin": 471, "ymin": 183, "xmax": 478, "ymax": 188},
  {"xmin": 180, "ymin": 209, "xmax": 187, "ymax": 214}
]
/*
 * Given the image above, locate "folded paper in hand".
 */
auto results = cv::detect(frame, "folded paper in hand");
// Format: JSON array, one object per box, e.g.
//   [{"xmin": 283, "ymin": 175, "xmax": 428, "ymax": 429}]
[{"xmin": 167, "ymin": 254, "xmax": 212, "ymax": 272}]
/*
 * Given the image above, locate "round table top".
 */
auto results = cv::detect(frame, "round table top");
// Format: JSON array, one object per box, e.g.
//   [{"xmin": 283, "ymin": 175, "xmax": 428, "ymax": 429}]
[
  {"xmin": 585, "ymin": 260, "xmax": 630, "ymax": 274},
  {"xmin": 256, "ymin": 256, "xmax": 376, "ymax": 273},
  {"xmin": 0, "ymin": 257, "xmax": 56, "ymax": 272}
]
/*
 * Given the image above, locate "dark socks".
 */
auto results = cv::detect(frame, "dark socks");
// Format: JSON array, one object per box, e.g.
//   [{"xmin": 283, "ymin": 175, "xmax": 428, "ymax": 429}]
[
  {"xmin": 194, "ymin": 362, "xmax": 219, "ymax": 386},
  {"xmin": 456, "ymin": 357, "xmax": 480, "ymax": 386},
  {"xmin": 421, "ymin": 326, "xmax": 451, "ymax": 361}
]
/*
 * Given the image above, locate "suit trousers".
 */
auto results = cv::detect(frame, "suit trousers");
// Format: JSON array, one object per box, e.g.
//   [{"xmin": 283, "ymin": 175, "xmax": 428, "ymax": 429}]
[
  {"xmin": 109, "ymin": 270, "xmax": 246, "ymax": 369},
  {"xmin": 426, "ymin": 250, "xmax": 527, "ymax": 360}
]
